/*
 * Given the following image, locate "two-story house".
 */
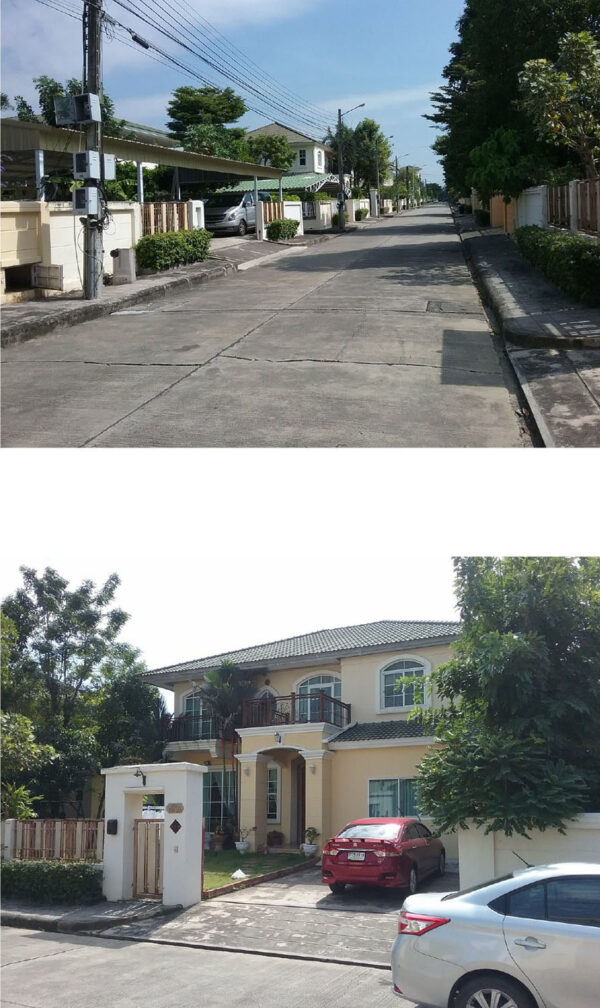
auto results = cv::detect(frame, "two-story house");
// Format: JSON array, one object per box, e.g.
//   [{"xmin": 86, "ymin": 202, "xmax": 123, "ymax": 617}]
[
  {"xmin": 247, "ymin": 122, "xmax": 334, "ymax": 175},
  {"xmin": 143, "ymin": 619, "xmax": 460, "ymax": 857}
]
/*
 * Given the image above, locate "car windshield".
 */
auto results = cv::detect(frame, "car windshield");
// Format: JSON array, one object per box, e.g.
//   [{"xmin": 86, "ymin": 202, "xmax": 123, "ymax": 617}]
[
  {"xmin": 441, "ymin": 874, "xmax": 513, "ymax": 900},
  {"xmin": 205, "ymin": 194, "xmax": 241, "ymax": 206},
  {"xmin": 338, "ymin": 824, "xmax": 399, "ymax": 840}
]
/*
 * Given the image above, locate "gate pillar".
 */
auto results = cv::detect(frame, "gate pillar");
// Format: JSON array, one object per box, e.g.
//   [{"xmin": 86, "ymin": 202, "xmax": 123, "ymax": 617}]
[{"xmin": 102, "ymin": 762, "xmax": 206, "ymax": 908}]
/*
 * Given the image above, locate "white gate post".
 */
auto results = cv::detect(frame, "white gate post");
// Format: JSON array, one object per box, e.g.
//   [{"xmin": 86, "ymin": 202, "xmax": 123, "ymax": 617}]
[
  {"xmin": 1, "ymin": 819, "xmax": 17, "ymax": 860},
  {"xmin": 568, "ymin": 180, "xmax": 578, "ymax": 234}
]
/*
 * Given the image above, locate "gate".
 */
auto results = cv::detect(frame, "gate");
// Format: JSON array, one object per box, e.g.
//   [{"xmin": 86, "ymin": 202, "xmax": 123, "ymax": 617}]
[{"xmin": 133, "ymin": 819, "xmax": 162, "ymax": 898}]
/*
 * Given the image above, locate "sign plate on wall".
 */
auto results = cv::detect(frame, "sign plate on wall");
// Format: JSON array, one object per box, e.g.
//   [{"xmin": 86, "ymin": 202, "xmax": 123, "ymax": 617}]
[{"xmin": 166, "ymin": 803, "xmax": 184, "ymax": 814}]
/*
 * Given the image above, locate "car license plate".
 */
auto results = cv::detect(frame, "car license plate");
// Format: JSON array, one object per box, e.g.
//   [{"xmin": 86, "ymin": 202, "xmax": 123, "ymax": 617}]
[{"xmin": 348, "ymin": 851, "xmax": 365, "ymax": 861}]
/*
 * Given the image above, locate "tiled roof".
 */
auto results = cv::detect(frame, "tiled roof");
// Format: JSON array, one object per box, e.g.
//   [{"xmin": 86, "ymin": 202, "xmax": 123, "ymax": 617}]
[
  {"xmin": 332, "ymin": 720, "xmax": 429, "ymax": 742},
  {"xmin": 146, "ymin": 620, "xmax": 460, "ymax": 678},
  {"xmin": 219, "ymin": 172, "xmax": 331, "ymax": 192}
]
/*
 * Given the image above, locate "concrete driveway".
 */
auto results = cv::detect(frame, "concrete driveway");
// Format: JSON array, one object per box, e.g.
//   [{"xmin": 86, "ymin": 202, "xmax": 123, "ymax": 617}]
[{"xmin": 1, "ymin": 206, "xmax": 529, "ymax": 447}]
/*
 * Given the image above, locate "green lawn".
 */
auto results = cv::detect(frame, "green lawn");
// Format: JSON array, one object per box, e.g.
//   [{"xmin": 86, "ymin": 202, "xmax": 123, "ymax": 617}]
[{"xmin": 203, "ymin": 850, "xmax": 308, "ymax": 891}]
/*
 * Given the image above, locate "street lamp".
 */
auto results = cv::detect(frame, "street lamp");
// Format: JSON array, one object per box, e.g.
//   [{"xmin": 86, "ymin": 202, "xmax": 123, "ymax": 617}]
[
  {"xmin": 337, "ymin": 102, "xmax": 365, "ymax": 232},
  {"xmin": 375, "ymin": 134, "xmax": 393, "ymax": 218}
]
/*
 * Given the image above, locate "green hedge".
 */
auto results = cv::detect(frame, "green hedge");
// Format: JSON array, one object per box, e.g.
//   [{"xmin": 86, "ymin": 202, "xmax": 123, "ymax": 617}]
[
  {"xmin": 355, "ymin": 208, "xmax": 368, "ymax": 221},
  {"xmin": 332, "ymin": 211, "xmax": 348, "ymax": 226},
  {"xmin": 514, "ymin": 226, "xmax": 600, "ymax": 306},
  {"xmin": 1, "ymin": 860, "xmax": 103, "ymax": 903},
  {"xmin": 135, "ymin": 229, "xmax": 211, "ymax": 271},
  {"xmin": 266, "ymin": 218, "xmax": 299, "ymax": 241},
  {"xmin": 264, "ymin": 193, "xmax": 301, "ymax": 202}
]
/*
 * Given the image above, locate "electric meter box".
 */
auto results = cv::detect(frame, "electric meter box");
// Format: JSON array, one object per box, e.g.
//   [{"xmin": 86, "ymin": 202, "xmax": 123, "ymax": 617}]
[
  {"xmin": 54, "ymin": 93, "xmax": 102, "ymax": 126},
  {"xmin": 73, "ymin": 151, "xmax": 101, "ymax": 180},
  {"xmin": 73, "ymin": 186, "xmax": 100, "ymax": 216},
  {"xmin": 103, "ymin": 154, "xmax": 116, "ymax": 181}
]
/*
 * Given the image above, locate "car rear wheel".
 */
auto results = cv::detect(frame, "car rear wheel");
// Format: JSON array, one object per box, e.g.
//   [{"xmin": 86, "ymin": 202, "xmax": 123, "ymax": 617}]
[
  {"xmin": 329, "ymin": 882, "xmax": 346, "ymax": 894},
  {"xmin": 407, "ymin": 866, "xmax": 418, "ymax": 895},
  {"xmin": 454, "ymin": 974, "xmax": 535, "ymax": 1008},
  {"xmin": 237, "ymin": 219, "xmax": 248, "ymax": 236},
  {"xmin": 437, "ymin": 852, "xmax": 446, "ymax": 876}
]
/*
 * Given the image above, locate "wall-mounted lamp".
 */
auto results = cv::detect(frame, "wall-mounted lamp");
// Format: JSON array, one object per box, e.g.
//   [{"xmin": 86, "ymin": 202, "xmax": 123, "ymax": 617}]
[
  {"xmin": 275, "ymin": 732, "xmax": 282, "ymax": 744},
  {"xmin": 134, "ymin": 768, "xmax": 147, "ymax": 787}
]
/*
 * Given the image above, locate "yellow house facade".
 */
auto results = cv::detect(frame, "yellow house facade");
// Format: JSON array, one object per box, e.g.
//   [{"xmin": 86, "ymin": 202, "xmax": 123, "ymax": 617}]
[{"xmin": 143, "ymin": 620, "xmax": 460, "ymax": 861}]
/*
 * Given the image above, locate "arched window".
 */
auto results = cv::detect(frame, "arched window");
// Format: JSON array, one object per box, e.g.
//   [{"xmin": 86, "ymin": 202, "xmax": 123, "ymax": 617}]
[
  {"xmin": 380, "ymin": 658, "xmax": 428, "ymax": 710},
  {"xmin": 297, "ymin": 674, "xmax": 341, "ymax": 723}
]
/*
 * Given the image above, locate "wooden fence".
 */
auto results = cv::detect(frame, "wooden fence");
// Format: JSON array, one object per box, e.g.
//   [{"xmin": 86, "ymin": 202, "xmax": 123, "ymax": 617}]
[
  {"xmin": 142, "ymin": 201, "xmax": 187, "ymax": 236},
  {"xmin": 577, "ymin": 179, "xmax": 600, "ymax": 236},
  {"xmin": 7, "ymin": 819, "xmax": 104, "ymax": 862},
  {"xmin": 547, "ymin": 184, "xmax": 570, "ymax": 229},
  {"xmin": 262, "ymin": 200, "xmax": 284, "ymax": 225}
]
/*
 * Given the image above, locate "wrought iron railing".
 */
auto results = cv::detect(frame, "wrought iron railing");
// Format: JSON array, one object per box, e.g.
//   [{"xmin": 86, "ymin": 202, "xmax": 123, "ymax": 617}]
[
  {"xmin": 166, "ymin": 714, "xmax": 224, "ymax": 742},
  {"xmin": 242, "ymin": 691, "xmax": 351, "ymax": 730}
]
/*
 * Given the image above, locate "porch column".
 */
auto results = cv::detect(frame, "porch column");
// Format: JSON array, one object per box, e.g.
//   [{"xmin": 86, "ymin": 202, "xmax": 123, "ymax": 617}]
[
  {"xmin": 34, "ymin": 149, "xmax": 45, "ymax": 200},
  {"xmin": 236, "ymin": 753, "xmax": 269, "ymax": 851},
  {"xmin": 136, "ymin": 162, "xmax": 144, "ymax": 204},
  {"xmin": 299, "ymin": 749, "xmax": 332, "ymax": 852}
]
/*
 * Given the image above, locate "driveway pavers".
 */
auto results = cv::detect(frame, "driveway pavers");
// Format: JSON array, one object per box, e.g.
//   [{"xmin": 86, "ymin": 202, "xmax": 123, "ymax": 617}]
[{"xmin": 1, "ymin": 207, "xmax": 529, "ymax": 447}]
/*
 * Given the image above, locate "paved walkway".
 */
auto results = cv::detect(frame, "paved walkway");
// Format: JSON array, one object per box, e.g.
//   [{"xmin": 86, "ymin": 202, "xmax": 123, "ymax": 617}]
[
  {"xmin": 1, "ymin": 206, "xmax": 528, "ymax": 447},
  {"xmin": 457, "ymin": 217, "xmax": 600, "ymax": 446}
]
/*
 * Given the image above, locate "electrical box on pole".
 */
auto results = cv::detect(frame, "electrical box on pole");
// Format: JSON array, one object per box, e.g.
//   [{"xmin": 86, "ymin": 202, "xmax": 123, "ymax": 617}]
[
  {"xmin": 73, "ymin": 187, "xmax": 100, "ymax": 215},
  {"xmin": 54, "ymin": 93, "xmax": 102, "ymax": 126}
]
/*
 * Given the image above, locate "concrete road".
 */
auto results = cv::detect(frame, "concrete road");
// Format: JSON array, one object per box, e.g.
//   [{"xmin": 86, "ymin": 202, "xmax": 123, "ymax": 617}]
[
  {"xmin": 1, "ymin": 928, "xmax": 405, "ymax": 1008},
  {"xmin": 1, "ymin": 206, "xmax": 529, "ymax": 447}
]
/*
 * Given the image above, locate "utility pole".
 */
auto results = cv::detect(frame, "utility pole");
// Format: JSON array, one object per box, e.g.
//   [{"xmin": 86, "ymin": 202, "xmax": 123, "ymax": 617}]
[
  {"xmin": 395, "ymin": 156, "xmax": 398, "ymax": 212},
  {"xmin": 337, "ymin": 108, "xmax": 345, "ymax": 233},
  {"xmin": 375, "ymin": 139, "xmax": 380, "ymax": 218},
  {"xmin": 83, "ymin": 0, "xmax": 103, "ymax": 300},
  {"xmin": 406, "ymin": 165, "xmax": 410, "ymax": 210}
]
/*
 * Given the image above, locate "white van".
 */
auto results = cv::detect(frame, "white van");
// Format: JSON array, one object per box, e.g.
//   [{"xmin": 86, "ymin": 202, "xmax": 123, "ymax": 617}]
[{"xmin": 203, "ymin": 191, "xmax": 272, "ymax": 236}]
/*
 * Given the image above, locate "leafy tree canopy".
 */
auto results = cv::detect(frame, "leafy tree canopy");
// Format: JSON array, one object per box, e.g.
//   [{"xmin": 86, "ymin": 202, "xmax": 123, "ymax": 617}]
[
  {"xmin": 352, "ymin": 119, "xmax": 393, "ymax": 191},
  {"xmin": 519, "ymin": 31, "xmax": 600, "ymax": 178},
  {"xmin": 466, "ymin": 127, "xmax": 539, "ymax": 201},
  {"xmin": 246, "ymin": 134, "xmax": 296, "ymax": 170},
  {"xmin": 416, "ymin": 557, "xmax": 600, "ymax": 837},
  {"xmin": 183, "ymin": 123, "xmax": 249, "ymax": 161},
  {"xmin": 167, "ymin": 86, "xmax": 247, "ymax": 140}
]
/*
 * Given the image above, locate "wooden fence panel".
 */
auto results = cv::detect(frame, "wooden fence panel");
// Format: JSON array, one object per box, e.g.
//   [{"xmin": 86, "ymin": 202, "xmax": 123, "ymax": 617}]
[
  {"xmin": 547, "ymin": 184, "xmax": 570, "ymax": 229},
  {"xmin": 15, "ymin": 819, "xmax": 104, "ymax": 861},
  {"xmin": 577, "ymin": 179, "xmax": 600, "ymax": 236}
]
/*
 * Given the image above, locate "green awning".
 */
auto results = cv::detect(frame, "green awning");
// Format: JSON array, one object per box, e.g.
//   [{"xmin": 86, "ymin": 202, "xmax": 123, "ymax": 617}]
[{"xmin": 218, "ymin": 172, "xmax": 341, "ymax": 194}]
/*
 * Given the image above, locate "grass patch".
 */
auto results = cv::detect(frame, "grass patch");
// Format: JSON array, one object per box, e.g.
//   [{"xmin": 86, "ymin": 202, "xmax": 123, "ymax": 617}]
[{"xmin": 203, "ymin": 850, "xmax": 308, "ymax": 890}]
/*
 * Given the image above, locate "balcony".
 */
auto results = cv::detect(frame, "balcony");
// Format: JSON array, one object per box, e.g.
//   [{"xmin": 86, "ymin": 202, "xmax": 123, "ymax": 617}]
[
  {"xmin": 242, "ymin": 691, "xmax": 351, "ymax": 730},
  {"xmin": 165, "ymin": 714, "xmax": 235, "ymax": 744}
]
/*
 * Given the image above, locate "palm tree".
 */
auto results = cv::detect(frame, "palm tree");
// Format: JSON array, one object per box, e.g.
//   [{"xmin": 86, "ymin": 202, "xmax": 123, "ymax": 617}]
[{"xmin": 199, "ymin": 660, "xmax": 256, "ymax": 830}]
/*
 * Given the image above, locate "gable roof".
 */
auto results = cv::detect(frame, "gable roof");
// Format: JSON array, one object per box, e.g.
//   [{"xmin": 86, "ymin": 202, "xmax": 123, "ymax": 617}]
[
  {"xmin": 247, "ymin": 121, "xmax": 322, "ymax": 144},
  {"xmin": 144, "ymin": 620, "xmax": 460, "ymax": 684}
]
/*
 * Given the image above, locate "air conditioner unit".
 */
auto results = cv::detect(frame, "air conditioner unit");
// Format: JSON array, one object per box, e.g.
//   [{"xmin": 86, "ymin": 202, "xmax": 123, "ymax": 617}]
[
  {"xmin": 73, "ymin": 151, "xmax": 101, "ymax": 180},
  {"xmin": 73, "ymin": 186, "xmax": 100, "ymax": 216}
]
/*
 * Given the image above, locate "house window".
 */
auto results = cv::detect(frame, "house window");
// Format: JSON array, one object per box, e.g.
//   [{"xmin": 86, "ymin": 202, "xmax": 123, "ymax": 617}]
[
  {"xmin": 297, "ymin": 674, "xmax": 342, "ymax": 723},
  {"xmin": 266, "ymin": 766, "xmax": 280, "ymax": 822},
  {"xmin": 316, "ymin": 149, "xmax": 323, "ymax": 169},
  {"xmin": 298, "ymin": 148, "xmax": 306, "ymax": 166},
  {"xmin": 183, "ymin": 691, "xmax": 214, "ymax": 738},
  {"xmin": 203, "ymin": 769, "xmax": 235, "ymax": 831},
  {"xmin": 380, "ymin": 658, "xmax": 427, "ymax": 710},
  {"xmin": 368, "ymin": 778, "xmax": 419, "ymax": 817}
]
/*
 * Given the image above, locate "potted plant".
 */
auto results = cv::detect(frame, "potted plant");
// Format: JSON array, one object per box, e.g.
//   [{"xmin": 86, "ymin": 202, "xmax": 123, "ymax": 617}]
[
  {"xmin": 235, "ymin": 825, "xmax": 255, "ymax": 854},
  {"xmin": 302, "ymin": 826, "xmax": 320, "ymax": 856}
]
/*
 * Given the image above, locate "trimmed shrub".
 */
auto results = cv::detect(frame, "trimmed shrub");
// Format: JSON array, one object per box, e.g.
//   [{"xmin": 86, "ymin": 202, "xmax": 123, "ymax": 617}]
[
  {"xmin": 135, "ymin": 229, "xmax": 211, "ymax": 271},
  {"xmin": 266, "ymin": 218, "xmax": 299, "ymax": 241},
  {"xmin": 514, "ymin": 226, "xmax": 600, "ymax": 306},
  {"xmin": 355, "ymin": 208, "xmax": 368, "ymax": 221},
  {"xmin": 264, "ymin": 193, "xmax": 301, "ymax": 202},
  {"xmin": 1, "ymin": 860, "xmax": 103, "ymax": 903},
  {"xmin": 331, "ymin": 211, "xmax": 349, "ymax": 226}
]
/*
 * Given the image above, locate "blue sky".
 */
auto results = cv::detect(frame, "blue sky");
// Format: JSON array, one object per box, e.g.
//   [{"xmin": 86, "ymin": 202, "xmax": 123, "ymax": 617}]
[{"xmin": 2, "ymin": 0, "xmax": 465, "ymax": 184}]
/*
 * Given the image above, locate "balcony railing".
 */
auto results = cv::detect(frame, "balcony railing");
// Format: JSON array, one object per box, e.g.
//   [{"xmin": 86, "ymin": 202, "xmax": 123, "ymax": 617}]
[
  {"xmin": 242, "ymin": 691, "xmax": 351, "ymax": 730},
  {"xmin": 165, "ymin": 714, "xmax": 232, "ymax": 743}
]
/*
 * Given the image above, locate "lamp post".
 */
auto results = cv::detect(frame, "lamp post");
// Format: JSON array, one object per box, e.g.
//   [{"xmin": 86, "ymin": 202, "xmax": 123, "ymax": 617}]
[
  {"xmin": 337, "ymin": 101, "xmax": 365, "ymax": 232},
  {"xmin": 375, "ymin": 134, "xmax": 393, "ymax": 218}
]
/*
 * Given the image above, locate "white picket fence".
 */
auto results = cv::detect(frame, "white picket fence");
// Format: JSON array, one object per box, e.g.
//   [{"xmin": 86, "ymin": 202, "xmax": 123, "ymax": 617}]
[{"xmin": 1, "ymin": 818, "xmax": 104, "ymax": 862}]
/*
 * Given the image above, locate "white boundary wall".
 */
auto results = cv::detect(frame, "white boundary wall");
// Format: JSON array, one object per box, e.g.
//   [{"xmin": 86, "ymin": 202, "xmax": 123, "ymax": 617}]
[{"xmin": 458, "ymin": 814, "xmax": 600, "ymax": 889}]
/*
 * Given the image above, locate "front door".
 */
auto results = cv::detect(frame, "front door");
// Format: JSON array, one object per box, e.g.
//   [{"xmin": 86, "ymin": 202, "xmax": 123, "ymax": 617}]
[{"xmin": 133, "ymin": 819, "xmax": 162, "ymax": 899}]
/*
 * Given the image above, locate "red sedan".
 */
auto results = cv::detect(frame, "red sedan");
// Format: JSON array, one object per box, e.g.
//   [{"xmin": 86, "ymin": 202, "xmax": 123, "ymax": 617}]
[{"xmin": 321, "ymin": 817, "xmax": 445, "ymax": 895}]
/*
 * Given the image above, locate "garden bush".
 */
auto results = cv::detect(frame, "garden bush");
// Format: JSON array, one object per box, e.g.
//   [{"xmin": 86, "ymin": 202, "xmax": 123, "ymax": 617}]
[
  {"xmin": 1, "ymin": 860, "xmax": 103, "ymax": 903},
  {"xmin": 135, "ymin": 229, "xmax": 211, "ymax": 271},
  {"xmin": 331, "ymin": 211, "xmax": 349, "ymax": 226},
  {"xmin": 264, "ymin": 193, "xmax": 301, "ymax": 202},
  {"xmin": 266, "ymin": 218, "xmax": 299, "ymax": 241},
  {"xmin": 514, "ymin": 226, "xmax": 600, "ymax": 306},
  {"xmin": 355, "ymin": 208, "xmax": 368, "ymax": 221}
]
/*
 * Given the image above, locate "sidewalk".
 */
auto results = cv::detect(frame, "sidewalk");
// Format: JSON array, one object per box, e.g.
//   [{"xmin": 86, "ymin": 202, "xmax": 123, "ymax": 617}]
[
  {"xmin": 0, "ymin": 897, "xmax": 176, "ymax": 934},
  {"xmin": 455, "ymin": 214, "xmax": 600, "ymax": 446},
  {"xmin": 0, "ymin": 234, "xmax": 333, "ymax": 348}
]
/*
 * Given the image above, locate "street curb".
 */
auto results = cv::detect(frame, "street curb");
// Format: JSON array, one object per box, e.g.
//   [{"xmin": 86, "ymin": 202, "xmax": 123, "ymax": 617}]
[
  {"xmin": 505, "ymin": 349, "xmax": 559, "ymax": 448},
  {"xmin": 203, "ymin": 856, "xmax": 319, "ymax": 899},
  {"xmin": 0, "ymin": 261, "xmax": 236, "ymax": 348},
  {"xmin": 87, "ymin": 930, "xmax": 391, "ymax": 971},
  {"xmin": 0, "ymin": 903, "xmax": 179, "ymax": 934}
]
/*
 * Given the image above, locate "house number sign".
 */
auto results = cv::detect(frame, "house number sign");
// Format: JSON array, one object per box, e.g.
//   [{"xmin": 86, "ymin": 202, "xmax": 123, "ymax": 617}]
[{"xmin": 166, "ymin": 803, "xmax": 184, "ymax": 814}]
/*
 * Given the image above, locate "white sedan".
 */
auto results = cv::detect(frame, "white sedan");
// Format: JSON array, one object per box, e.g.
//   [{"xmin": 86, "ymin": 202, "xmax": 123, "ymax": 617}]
[{"xmin": 391, "ymin": 862, "xmax": 600, "ymax": 1008}]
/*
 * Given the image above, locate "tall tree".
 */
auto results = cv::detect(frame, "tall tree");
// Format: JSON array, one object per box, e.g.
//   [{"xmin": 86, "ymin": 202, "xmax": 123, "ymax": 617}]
[
  {"xmin": 246, "ymin": 134, "xmax": 296, "ymax": 170},
  {"xmin": 352, "ymin": 119, "xmax": 393, "ymax": 191},
  {"xmin": 416, "ymin": 557, "xmax": 600, "ymax": 837},
  {"xmin": 427, "ymin": 0, "xmax": 600, "ymax": 195},
  {"xmin": 183, "ymin": 123, "xmax": 249, "ymax": 160},
  {"xmin": 519, "ymin": 31, "xmax": 600, "ymax": 178},
  {"xmin": 323, "ymin": 123, "xmax": 356, "ymax": 175},
  {"xmin": 167, "ymin": 86, "xmax": 247, "ymax": 141}
]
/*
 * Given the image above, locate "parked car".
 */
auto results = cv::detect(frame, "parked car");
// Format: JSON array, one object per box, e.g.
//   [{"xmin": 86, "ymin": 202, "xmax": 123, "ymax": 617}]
[
  {"xmin": 321, "ymin": 817, "xmax": 445, "ymax": 894},
  {"xmin": 203, "ymin": 191, "xmax": 272, "ymax": 236},
  {"xmin": 391, "ymin": 862, "xmax": 600, "ymax": 1008}
]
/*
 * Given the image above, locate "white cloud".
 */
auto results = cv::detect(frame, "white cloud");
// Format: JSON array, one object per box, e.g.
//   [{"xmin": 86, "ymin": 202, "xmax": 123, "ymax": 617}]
[{"xmin": 319, "ymin": 83, "xmax": 441, "ymax": 116}]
